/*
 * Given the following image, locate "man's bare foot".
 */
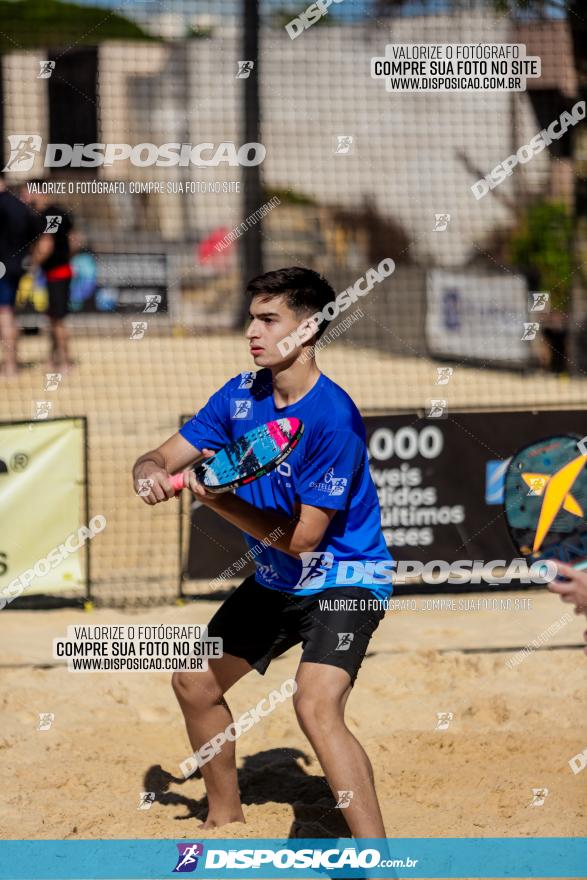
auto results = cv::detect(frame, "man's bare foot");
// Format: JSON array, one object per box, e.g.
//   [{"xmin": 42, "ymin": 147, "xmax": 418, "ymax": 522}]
[
  {"xmin": 198, "ymin": 812, "xmax": 246, "ymax": 829},
  {"xmin": 0, "ymin": 365, "xmax": 18, "ymax": 379}
]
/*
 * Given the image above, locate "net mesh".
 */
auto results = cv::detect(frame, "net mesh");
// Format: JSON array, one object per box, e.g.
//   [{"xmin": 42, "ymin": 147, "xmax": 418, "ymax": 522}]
[{"xmin": 0, "ymin": 0, "xmax": 585, "ymax": 604}]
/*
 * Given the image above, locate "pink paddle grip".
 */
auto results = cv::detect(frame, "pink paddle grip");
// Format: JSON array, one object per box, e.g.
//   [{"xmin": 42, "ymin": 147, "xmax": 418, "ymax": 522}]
[{"xmin": 170, "ymin": 473, "xmax": 185, "ymax": 491}]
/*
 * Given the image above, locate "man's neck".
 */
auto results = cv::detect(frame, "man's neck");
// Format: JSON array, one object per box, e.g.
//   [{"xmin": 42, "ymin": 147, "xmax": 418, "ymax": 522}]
[{"xmin": 270, "ymin": 358, "xmax": 321, "ymax": 408}]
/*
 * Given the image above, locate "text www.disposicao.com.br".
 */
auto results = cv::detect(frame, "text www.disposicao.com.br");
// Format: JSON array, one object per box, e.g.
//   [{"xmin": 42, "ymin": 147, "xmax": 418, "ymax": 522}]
[{"xmin": 69, "ymin": 657, "xmax": 203, "ymax": 671}]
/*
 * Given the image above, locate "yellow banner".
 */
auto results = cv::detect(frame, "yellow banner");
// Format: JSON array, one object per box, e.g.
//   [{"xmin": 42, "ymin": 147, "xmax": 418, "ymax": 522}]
[{"xmin": 0, "ymin": 418, "xmax": 87, "ymax": 600}]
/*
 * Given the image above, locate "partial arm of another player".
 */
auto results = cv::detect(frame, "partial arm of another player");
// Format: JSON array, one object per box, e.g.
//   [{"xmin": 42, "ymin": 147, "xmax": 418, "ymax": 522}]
[
  {"xmin": 183, "ymin": 471, "xmax": 336, "ymax": 559},
  {"xmin": 548, "ymin": 561, "xmax": 587, "ymax": 654},
  {"xmin": 548, "ymin": 562, "xmax": 587, "ymax": 612},
  {"xmin": 132, "ymin": 433, "xmax": 206, "ymax": 505}
]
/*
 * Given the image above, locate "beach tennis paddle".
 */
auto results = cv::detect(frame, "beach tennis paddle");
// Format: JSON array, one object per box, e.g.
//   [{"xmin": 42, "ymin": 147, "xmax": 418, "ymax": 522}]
[
  {"xmin": 503, "ymin": 434, "xmax": 587, "ymax": 571},
  {"xmin": 170, "ymin": 417, "xmax": 304, "ymax": 494}
]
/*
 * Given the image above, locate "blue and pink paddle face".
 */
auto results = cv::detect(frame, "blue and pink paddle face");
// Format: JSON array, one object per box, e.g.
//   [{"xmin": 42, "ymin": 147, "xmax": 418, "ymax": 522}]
[{"xmin": 194, "ymin": 418, "xmax": 304, "ymax": 492}]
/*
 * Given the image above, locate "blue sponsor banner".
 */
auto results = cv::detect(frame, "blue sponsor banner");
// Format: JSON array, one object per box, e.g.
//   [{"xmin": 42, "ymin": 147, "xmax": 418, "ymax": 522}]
[{"xmin": 0, "ymin": 838, "xmax": 585, "ymax": 879}]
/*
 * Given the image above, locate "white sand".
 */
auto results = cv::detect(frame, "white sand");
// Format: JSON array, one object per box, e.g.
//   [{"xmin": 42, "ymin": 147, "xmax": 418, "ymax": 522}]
[{"xmin": 1, "ymin": 589, "xmax": 585, "ymax": 841}]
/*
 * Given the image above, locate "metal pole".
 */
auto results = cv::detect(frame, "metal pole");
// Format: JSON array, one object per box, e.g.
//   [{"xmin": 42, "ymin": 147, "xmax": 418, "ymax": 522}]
[{"xmin": 237, "ymin": 0, "xmax": 263, "ymax": 328}]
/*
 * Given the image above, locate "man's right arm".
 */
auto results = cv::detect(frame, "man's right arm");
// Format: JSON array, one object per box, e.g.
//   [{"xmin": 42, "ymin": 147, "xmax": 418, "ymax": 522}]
[{"xmin": 133, "ymin": 433, "xmax": 203, "ymax": 505}]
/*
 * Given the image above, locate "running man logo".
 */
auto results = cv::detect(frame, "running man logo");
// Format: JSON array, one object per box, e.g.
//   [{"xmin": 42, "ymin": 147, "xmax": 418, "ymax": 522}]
[
  {"xmin": 136, "ymin": 479, "xmax": 154, "ymax": 498},
  {"xmin": 530, "ymin": 788, "xmax": 548, "ymax": 807},
  {"xmin": 336, "ymin": 632, "xmax": 354, "ymax": 651},
  {"xmin": 530, "ymin": 292, "xmax": 549, "ymax": 312},
  {"xmin": 38, "ymin": 61, "xmax": 56, "ymax": 79},
  {"xmin": 129, "ymin": 322, "xmax": 148, "ymax": 340},
  {"xmin": 137, "ymin": 791, "xmax": 156, "ymax": 811},
  {"xmin": 334, "ymin": 135, "xmax": 354, "ymax": 155},
  {"xmin": 45, "ymin": 372, "xmax": 62, "ymax": 391},
  {"xmin": 173, "ymin": 843, "xmax": 204, "ymax": 873},
  {"xmin": 37, "ymin": 713, "xmax": 54, "ymax": 731},
  {"xmin": 335, "ymin": 790, "xmax": 354, "ymax": 808},
  {"xmin": 427, "ymin": 399, "xmax": 447, "ymax": 419},
  {"xmin": 297, "ymin": 551, "xmax": 334, "ymax": 588},
  {"xmin": 435, "ymin": 712, "xmax": 453, "ymax": 731},
  {"xmin": 4, "ymin": 134, "xmax": 42, "ymax": 172},
  {"xmin": 433, "ymin": 213, "xmax": 451, "ymax": 231},
  {"xmin": 231, "ymin": 399, "xmax": 252, "ymax": 420},
  {"xmin": 44, "ymin": 216, "xmax": 62, "ymax": 233},
  {"xmin": 435, "ymin": 366, "xmax": 453, "ymax": 385},
  {"xmin": 521, "ymin": 453, "xmax": 587, "ymax": 552},
  {"xmin": 521, "ymin": 322, "xmax": 539, "ymax": 341},
  {"xmin": 527, "ymin": 476, "xmax": 548, "ymax": 496},
  {"xmin": 143, "ymin": 294, "xmax": 161, "ymax": 313},
  {"xmin": 236, "ymin": 60, "xmax": 254, "ymax": 79},
  {"xmin": 34, "ymin": 401, "xmax": 52, "ymax": 420}
]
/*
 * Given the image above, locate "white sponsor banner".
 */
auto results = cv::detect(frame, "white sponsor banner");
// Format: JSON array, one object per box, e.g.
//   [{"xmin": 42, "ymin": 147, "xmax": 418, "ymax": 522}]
[
  {"xmin": 425, "ymin": 270, "xmax": 529, "ymax": 364},
  {"xmin": 0, "ymin": 418, "xmax": 86, "ymax": 599}
]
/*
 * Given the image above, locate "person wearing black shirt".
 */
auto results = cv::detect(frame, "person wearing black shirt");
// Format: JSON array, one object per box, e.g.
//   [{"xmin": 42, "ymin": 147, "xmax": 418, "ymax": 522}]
[
  {"xmin": 26, "ymin": 185, "xmax": 77, "ymax": 370},
  {"xmin": 0, "ymin": 173, "xmax": 47, "ymax": 378}
]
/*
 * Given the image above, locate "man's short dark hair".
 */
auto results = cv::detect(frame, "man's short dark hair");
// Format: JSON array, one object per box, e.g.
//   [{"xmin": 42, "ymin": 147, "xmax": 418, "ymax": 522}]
[{"xmin": 246, "ymin": 266, "xmax": 336, "ymax": 341}]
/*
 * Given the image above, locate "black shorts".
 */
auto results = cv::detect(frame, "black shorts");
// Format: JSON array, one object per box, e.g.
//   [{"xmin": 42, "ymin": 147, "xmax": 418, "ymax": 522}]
[
  {"xmin": 47, "ymin": 278, "xmax": 70, "ymax": 320},
  {"xmin": 207, "ymin": 575, "xmax": 386, "ymax": 686}
]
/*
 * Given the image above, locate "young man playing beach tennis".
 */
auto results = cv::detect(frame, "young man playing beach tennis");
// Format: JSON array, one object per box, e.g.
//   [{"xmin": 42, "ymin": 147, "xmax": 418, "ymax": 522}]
[{"xmin": 133, "ymin": 267, "xmax": 393, "ymax": 836}]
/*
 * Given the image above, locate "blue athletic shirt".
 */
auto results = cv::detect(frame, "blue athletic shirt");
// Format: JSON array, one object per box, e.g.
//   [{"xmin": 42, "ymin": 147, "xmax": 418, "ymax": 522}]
[{"xmin": 179, "ymin": 369, "xmax": 393, "ymax": 599}]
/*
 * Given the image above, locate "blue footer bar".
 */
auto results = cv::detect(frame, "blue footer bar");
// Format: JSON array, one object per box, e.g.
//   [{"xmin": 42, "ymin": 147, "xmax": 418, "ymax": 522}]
[{"xmin": 0, "ymin": 838, "xmax": 584, "ymax": 879}]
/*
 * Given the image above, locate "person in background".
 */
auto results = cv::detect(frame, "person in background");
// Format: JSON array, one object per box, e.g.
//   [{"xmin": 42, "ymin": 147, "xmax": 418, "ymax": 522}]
[
  {"xmin": 22, "ymin": 181, "xmax": 78, "ymax": 371},
  {"xmin": 0, "ymin": 172, "xmax": 49, "ymax": 378}
]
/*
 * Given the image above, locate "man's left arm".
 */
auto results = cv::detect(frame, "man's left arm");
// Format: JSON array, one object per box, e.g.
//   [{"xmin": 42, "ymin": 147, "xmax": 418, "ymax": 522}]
[
  {"xmin": 183, "ymin": 420, "xmax": 361, "ymax": 558},
  {"xmin": 183, "ymin": 466, "xmax": 335, "ymax": 559}
]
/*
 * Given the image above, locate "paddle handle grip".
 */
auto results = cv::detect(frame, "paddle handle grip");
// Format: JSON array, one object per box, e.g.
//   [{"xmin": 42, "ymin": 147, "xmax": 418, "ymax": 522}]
[
  {"xmin": 170, "ymin": 473, "xmax": 185, "ymax": 491},
  {"xmin": 170, "ymin": 465, "xmax": 205, "ymax": 492}
]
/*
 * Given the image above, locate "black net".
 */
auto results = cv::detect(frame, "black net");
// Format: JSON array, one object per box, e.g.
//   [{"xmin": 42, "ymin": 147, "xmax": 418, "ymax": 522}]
[{"xmin": 0, "ymin": 0, "xmax": 585, "ymax": 603}]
